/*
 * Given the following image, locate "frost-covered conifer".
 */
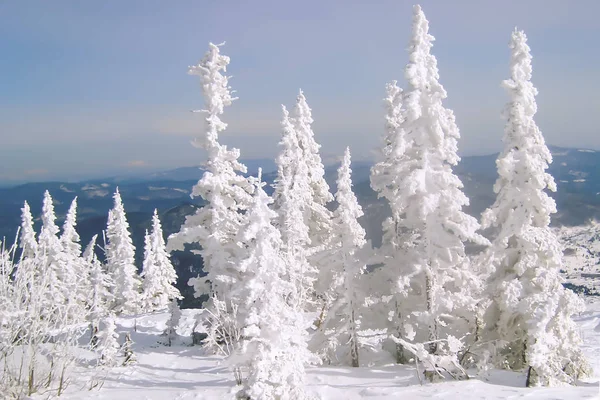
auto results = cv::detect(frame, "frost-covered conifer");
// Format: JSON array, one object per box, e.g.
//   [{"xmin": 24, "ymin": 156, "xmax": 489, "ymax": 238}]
[
  {"xmin": 312, "ymin": 148, "xmax": 366, "ymax": 367},
  {"xmin": 122, "ymin": 333, "xmax": 136, "ymax": 366},
  {"xmin": 272, "ymin": 92, "xmax": 334, "ymax": 312},
  {"xmin": 13, "ymin": 202, "xmax": 38, "ymax": 306},
  {"xmin": 168, "ymin": 43, "xmax": 253, "ymax": 313},
  {"xmin": 370, "ymin": 6, "xmax": 488, "ymax": 363},
  {"xmin": 232, "ymin": 171, "xmax": 311, "ymax": 400},
  {"xmin": 60, "ymin": 197, "xmax": 89, "ymax": 321},
  {"xmin": 37, "ymin": 191, "xmax": 69, "ymax": 315},
  {"xmin": 141, "ymin": 210, "xmax": 181, "ymax": 312},
  {"xmin": 0, "ymin": 240, "xmax": 13, "ymax": 318},
  {"xmin": 480, "ymin": 29, "xmax": 589, "ymax": 386},
  {"xmin": 292, "ymin": 91, "xmax": 334, "ymax": 245},
  {"xmin": 163, "ymin": 299, "xmax": 182, "ymax": 347},
  {"xmin": 293, "ymin": 92, "xmax": 335, "ymax": 305},
  {"xmin": 272, "ymin": 105, "xmax": 314, "ymax": 310},
  {"xmin": 105, "ymin": 188, "xmax": 141, "ymax": 315},
  {"xmin": 97, "ymin": 315, "xmax": 120, "ymax": 367},
  {"xmin": 85, "ymin": 235, "xmax": 113, "ymax": 347},
  {"xmin": 19, "ymin": 201, "xmax": 37, "ymax": 260}
]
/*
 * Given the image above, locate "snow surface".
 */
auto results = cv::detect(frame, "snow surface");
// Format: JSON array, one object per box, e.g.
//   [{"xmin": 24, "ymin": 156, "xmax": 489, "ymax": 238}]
[{"xmin": 49, "ymin": 305, "xmax": 600, "ymax": 400}]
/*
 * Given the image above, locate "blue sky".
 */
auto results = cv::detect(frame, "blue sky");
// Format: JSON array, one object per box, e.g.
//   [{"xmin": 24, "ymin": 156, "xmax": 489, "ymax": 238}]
[{"xmin": 1, "ymin": 1, "xmax": 599, "ymax": 182}]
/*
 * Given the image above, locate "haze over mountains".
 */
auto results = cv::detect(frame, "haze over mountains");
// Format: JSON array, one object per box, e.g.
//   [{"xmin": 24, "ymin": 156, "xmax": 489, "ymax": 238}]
[{"xmin": 1, "ymin": 145, "xmax": 598, "ymax": 305}]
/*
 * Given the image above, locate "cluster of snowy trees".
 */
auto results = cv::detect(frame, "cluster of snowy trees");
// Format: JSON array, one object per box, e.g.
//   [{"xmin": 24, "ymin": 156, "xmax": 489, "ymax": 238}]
[
  {"xmin": 171, "ymin": 5, "xmax": 590, "ymax": 397},
  {"xmin": 0, "ymin": 189, "xmax": 181, "ymax": 397}
]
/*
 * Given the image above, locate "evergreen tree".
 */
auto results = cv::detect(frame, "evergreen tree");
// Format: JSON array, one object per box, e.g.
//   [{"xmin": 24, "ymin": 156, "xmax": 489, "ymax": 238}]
[
  {"xmin": 272, "ymin": 105, "xmax": 314, "ymax": 310},
  {"xmin": 60, "ymin": 197, "xmax": 88, "ymax": 321},
  {"xmin": 480, "ymin": 29, "xmax": 589, "ymax": 386},
  {"xmin": 312, "ymin": 148, "xmax": 366, "ymax": 367},
  {"xmin": 370, "ymin": 6, "xmax": 488, "ymax": 363},
  {"xmin": 122, "ymin": 333, "xmax": 136, "ymax": 366},
  {"xmin": 13, "ymin": 201, "xmax": 38, "ymax": 307},
  {"xmin": 232, "ymin": 171, "xmax": 311, "ymax": 400},
  {"xmin": 37, "ymin": 191, "xmax": 68, "ymax": 316},
  {"xmin": 292, "ymin": 92, "xmax": 335, "ymax": 307},
  {"xmin": 19, "ymin": 201, "xmax": 37, "ymax": 260},
  {"xmin": 97, "ymin": 315, "xmax": 120, "ymax": 367},
  {"xmin": 168, "ymin": 43, "xmax": 253, "ymax": 314},
  {"xmin": 141, "ymin": 210, "xmax": 181, "ymax": 312},
  {"xmin": 105, "ymin": 188, "xmax": 141, "ymax": 315},
  {"xmin": 292, "ymin": 90, "xmax": 334, "ymax": 246},
  {"xmin": 85, "ymin": 235, "xmax": 113, "ymax": 347},
  {"xmin": 163, "ymin": 299, "xmax": 182, "ymax": 347}
]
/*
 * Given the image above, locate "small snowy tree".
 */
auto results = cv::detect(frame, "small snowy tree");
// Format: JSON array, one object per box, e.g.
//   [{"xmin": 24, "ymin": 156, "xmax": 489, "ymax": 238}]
[
  {"xmin": 13, "ymin": 201, "xmax": 38, "ymax": 307},
  {"xmin": 311, "ymin": 148, "xmax": 366, "ymax": 367},
  {"xmin": 97, "ymin": 315, "xmax": 120, "ymax": 367},
  {"xmin": 105, "ymin": 188, "xmax": 141, "ymax": 315},
  {"xmin": 231, "ymin": 170, "xmax": 312, "ymax": 400},
  {"xmin": 480, "ymin": 29, "xmax": 589, "ymax": 386},
  {"xmin": 141, "ymin": 210, "xmax": 181, "ymax": 312},
  {"xmin": 163, "ymin": 299, "xmax": 182, "ymax": 347},
  {"xmin": 122, "ymin": 333, "xmax": 136, "ymax": 366},
  {"xmin": 84, "ymin": 235, "xmax": 113, "ymax": 348},
  {"xmin": 167, "ymin": 43, "xmax": 253, "ymax": 323}
]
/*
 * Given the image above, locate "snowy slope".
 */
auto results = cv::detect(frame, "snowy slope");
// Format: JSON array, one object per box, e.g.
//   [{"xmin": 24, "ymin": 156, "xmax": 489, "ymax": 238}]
[
  {"xmin": 558, "ymin": 221, "xmax": 600, "ymax": 295},
  {"xmin": 49, "ymin": 306, "xmax": 600, "ymax": 400}
]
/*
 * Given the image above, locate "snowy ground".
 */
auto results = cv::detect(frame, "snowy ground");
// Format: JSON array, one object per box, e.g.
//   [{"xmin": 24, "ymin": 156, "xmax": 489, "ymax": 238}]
[
  {"xmin": 558, "ymin": 222, "xmax": 600, "ymax": 295},
  {"xmin": 44, "ymin": 303, "xmax": 600, "ymax": 400}
]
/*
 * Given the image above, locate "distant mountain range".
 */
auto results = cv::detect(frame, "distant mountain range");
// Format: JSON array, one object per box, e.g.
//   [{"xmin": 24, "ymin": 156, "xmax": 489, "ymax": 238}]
[{"xmin": 1, "ymin": 146, "xmax": 599, "ymax": 306}]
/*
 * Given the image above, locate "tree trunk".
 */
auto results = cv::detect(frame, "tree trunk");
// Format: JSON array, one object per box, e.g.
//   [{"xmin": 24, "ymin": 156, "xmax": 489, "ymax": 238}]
[
  {"xmin": 394, "ymin": 299, "xmax": 408, "ymax": 364},
  {"xmin": 349, "ymin": 305, "xmax": 359, "ymax": 367},
  {"xmin": 425, "ymin": 271, "xmax": 437, "ymax": 354}
]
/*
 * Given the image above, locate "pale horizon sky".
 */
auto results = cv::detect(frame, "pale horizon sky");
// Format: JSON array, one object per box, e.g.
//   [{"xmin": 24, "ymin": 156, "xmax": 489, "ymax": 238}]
[{"xmin": 1, "ymin": 1, "xmax": 599, "ymax": 183}]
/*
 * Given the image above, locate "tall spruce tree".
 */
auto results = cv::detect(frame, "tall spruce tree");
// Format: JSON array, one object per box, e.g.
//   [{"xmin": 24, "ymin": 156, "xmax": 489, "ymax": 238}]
[
  {"xmin": 312, "ymin": 148, "xmax": 366, "ymax": 367},
  {"xmin": 371, "ymin": 5, "xmax": 488, "ymax": 362},
  {"xmin": 168, "ymin": 43, "xmax": 253, "ymax": 318},
  {"xmin": 272, "ymin": 105, "xmax": 314, "ymax": 311},
  {"xmin": 231, "ymin": 171, "xmax": 311, "ymax": 400},
  {"xmin": 480, "ymin": 29, "xmax": 589, "ymax": 386},
  {"xmin": 105, "ymin": 188, "xmax": 140, "ymax": 315}
]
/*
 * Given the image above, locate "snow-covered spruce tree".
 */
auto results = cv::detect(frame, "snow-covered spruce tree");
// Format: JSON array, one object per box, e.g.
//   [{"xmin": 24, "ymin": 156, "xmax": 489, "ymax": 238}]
[
  {"xmin": 122, "ymin": 333, "xmax": 136, "ymax": 366},
  {"xmin": 13, "ymin": 201, "xmax": 38, "ymax": 307},
  {"xmin": 371, "ymin": 5, "xmax": 488, "ymax": 366},
  {"xmin": 369, "ymin": 79, "xmax": 415, "ymax": 364},
  {"xmin": 311, "ymin": 148, "xmax": 366, "ymax": 367},
  {"xmin": 163, "ymin": 298, "xmax": 182, "ymax": 347},
  {"xmin": 480, "ymin": 29, "xmax": 589, "ymax": 386},
  {"xmin": 105, "ymin": 188, "xmax": 141, "ymax": 315},
  {"xmin": 37, "ymin": 191, "xmax": 70, "ymax": 319},
  {"xmin": 292, "ymin": 91, "xmax": 335, "ymax": 308},
  {"xmin": 60, "ymin": 197, "xmax": 89, "ymax": 322},
  {"xmin": 231, "ymin": 170, "xmax": 312, "ymax": 400},
  {"xmin": 141, "ymin": 210, "xmax": 181, "ymax": 313},
  {"xmin": 167, "ymin": 43, "xmax": 253, "ymax": 335},
  {"xmin": 97, "ymin": 315, "xmax": 120, "ymax": 367},
  {"xmin": 272, "ymin": 105, "xmax": 314, "ymax": 311},
  {"xmin": 84, "ymin": 235, "xmax": 113, "ymax": 348}
]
